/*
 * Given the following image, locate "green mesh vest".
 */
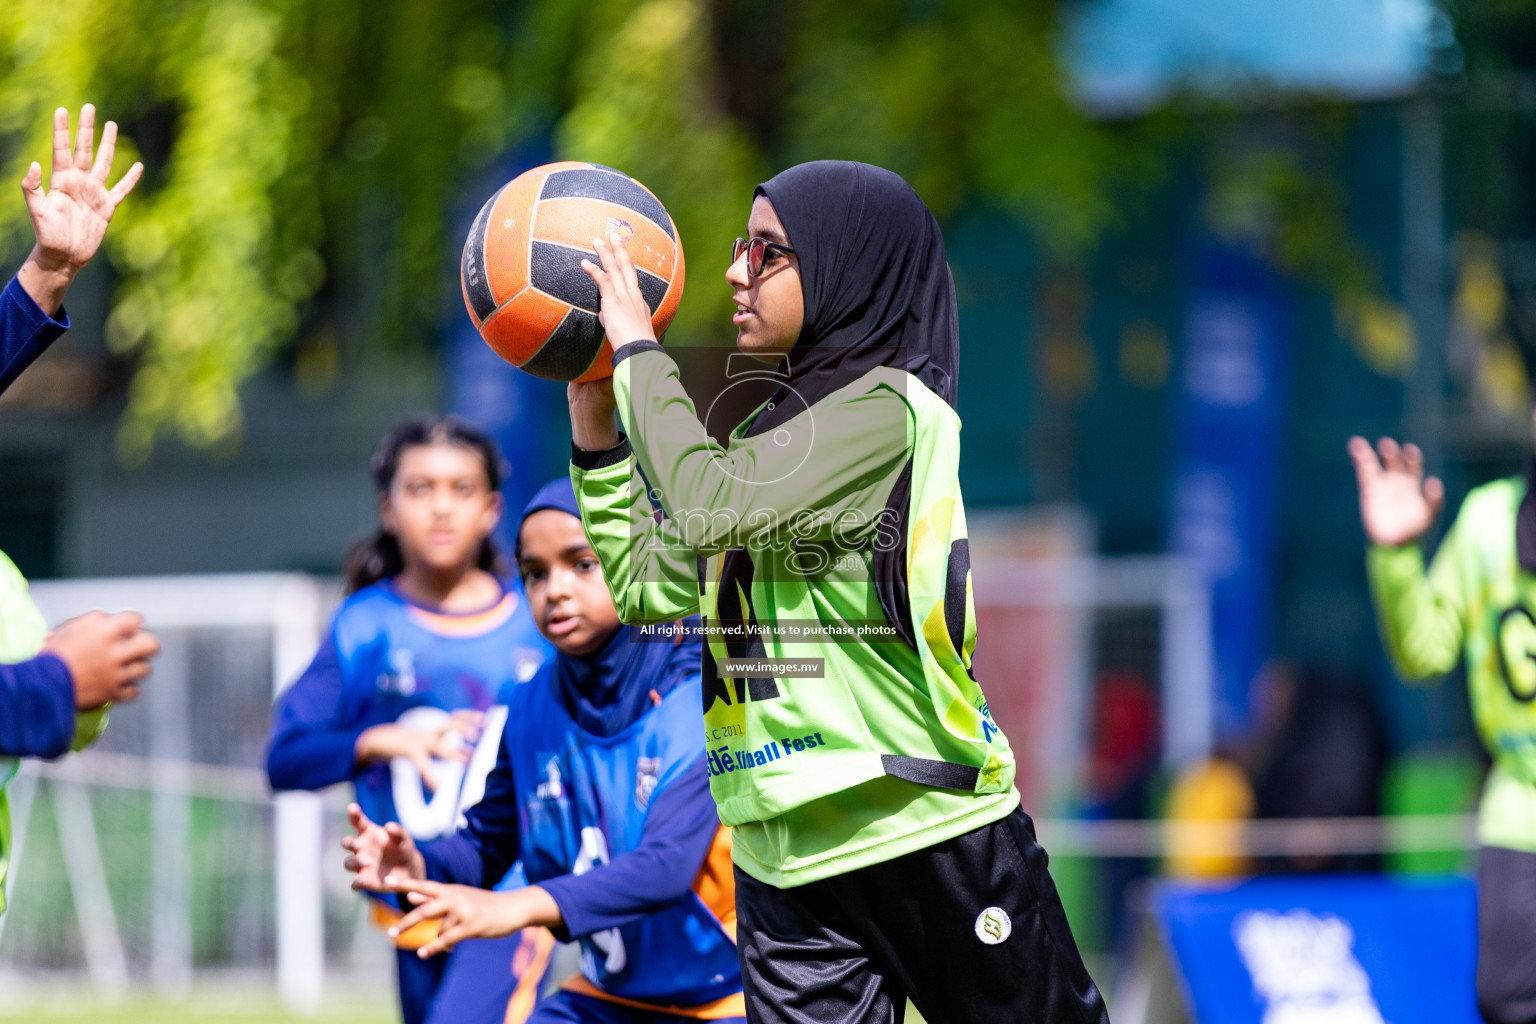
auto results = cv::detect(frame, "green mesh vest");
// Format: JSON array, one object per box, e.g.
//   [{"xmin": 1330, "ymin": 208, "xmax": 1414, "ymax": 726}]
[
  {"xmin": 575, "ymin": 349, "xmax": 1018, "ymax": 886},
  {"xmin": 1370, "ymin": 476, "xmax": 1536, "ymax": 852}
]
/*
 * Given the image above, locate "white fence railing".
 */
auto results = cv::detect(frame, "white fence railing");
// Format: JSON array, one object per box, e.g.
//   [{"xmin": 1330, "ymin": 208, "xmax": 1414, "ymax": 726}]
[{"xmin": 23, "ymin": 574, "xmax": 332, "ymax": 1013}]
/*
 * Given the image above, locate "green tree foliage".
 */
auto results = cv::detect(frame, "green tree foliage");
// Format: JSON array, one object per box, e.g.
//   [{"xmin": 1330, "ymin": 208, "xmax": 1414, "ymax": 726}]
[
  {"xmin": 0, "ymin": 0, "xmax": 1437, "ymax": 456},
  {"xmin": 0, "ymin": 0, "xmax": 522, "ymax": 458},
  {"xmin": 556, "ymin": 0, "xmax": 762, "ymax": 344}
]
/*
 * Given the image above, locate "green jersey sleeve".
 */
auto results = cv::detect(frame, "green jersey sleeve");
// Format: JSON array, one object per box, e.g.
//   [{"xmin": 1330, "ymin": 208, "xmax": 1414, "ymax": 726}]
[
  {"xmin": 0, "ymin": 550, "xmax": 109, "ymax": 748},
  {"xmin": 571, "ymin": 440, "xmax": 703, "ymax": 624},
  {"xmin": 610, "ymin": 347, "xmax": 913, "ymax": 554},
  {"xmin": 1366, "ymin": 521, "xmax": 1468, "ymax": 681}
]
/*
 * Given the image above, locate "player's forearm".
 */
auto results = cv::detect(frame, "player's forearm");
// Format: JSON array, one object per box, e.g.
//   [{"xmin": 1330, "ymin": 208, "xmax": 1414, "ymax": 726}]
[
  {"xmin": 613, "ymin": 348, "xmax": 910, "ymax": 553},
  {"xmin": 417, "ymin": 830, "xmax": 508, "ymax": 889},
  {"xmin": 569, "ymin": 401, "xmax": 620, "ymax": 451},
  {"xmin": 1367, "ymin": 543, "xmax": 1463, "ymax": 679},
  {"xmin": 0, "ymin": 274, "xmax": 68, "ymax": 398},
  {"xmin": 0, "ymin": 654, "xmax": 77, "ymax": 759},
  {"xmin": 15, "ymin": 248, "xmax": 74, "ymax": 319},
  {"xmin": 513, "ymin": 886, "xmax": 563, "ymax": 930},
  {"xmin": 540, "ymin": 762, "xmax": 718, "ymax": 939},
  {"xmin": 571, "ymin": 453, "xmax": 701, "ymax": 623},
  {"xmin": 421, "ymin": 746, "xmax": 523, "ymax": 888},
  {"xmin": 265, "ymin": 726, "xmax": 366, "ymax": 790}
]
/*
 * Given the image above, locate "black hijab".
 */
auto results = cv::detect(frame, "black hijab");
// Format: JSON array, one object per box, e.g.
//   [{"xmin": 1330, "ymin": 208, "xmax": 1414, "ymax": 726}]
[{"xmin": 742, "ymin": 161, "xmax": 959, "ymax": 437}]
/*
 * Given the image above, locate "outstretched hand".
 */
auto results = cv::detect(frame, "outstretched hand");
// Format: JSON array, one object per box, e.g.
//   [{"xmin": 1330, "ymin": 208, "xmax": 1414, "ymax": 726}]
[
  {"xmin": 342, "ymin": 803, "xmax": 425, "ymax": 892},
  {"xmin": 18, "ymin": 105, "xmax": 143, "ymax": 316},
  {"xmin": 44, "ymin": 610, "xmax": 159, "ymax": 710},
  {"xmin": 1347, "ymin": 436, "xmax": 1444, "ymax": 547},
  {"xmin": 385, "ymin": 877, "xmax": 561, "ymax": 959},
  {"xmin": 581, "ymin": 233, "xmax": 656, "ymax": 353},
  {"xmin": 354, "ymin": 712, "xmax": 482, "ymax": 793}
]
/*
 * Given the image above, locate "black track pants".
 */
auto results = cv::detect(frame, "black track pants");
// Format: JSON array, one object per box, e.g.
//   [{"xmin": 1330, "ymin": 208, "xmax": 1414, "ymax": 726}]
[
  {"xmin": 735, "ymin": 807, "xmax": 1109, "ymax": 1024},
  {"xmin": 1479, "ymin": 845, "xmax": 1536, "ymax": 1024}
]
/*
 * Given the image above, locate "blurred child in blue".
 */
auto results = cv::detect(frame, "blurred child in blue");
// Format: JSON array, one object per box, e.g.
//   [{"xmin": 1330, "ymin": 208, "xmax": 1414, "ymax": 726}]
[
  {"xmin": 342, "ymin": 478, "xmax": 744, "ymax": 1024},
  {"xmin": 265, "ymin": 416, "xmax": 553, "ymax": 1024}
]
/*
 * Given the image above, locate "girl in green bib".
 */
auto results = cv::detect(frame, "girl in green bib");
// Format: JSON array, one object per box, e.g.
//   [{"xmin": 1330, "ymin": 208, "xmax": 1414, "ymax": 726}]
[
  {"xmin": 568, "ymin": 161, "xmax": 1105, "ymax": 1024},
  {"xmin": 1352, "ymin": 430, "xmax": 1536, "ymax": 1024}
]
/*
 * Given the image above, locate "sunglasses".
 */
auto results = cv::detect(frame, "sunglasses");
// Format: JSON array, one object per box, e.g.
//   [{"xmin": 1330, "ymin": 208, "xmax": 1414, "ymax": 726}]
[{"xmin": 732, "ymin": 236, "xmax": 797, "ymax": 278}]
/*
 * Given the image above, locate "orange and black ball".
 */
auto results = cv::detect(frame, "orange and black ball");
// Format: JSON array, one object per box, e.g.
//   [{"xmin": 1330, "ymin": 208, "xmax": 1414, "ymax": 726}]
[{"xmin": 461, "ymin": 162, "xmax": 685, "ymax": 382}]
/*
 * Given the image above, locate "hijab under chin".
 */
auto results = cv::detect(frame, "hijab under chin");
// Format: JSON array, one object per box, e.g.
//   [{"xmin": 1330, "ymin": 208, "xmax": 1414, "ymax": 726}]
[
  {"xmin": 743, "ymin": 160, "xmax": 959, "ymax": 438},
  {"xmin": 517, "ymin": 476, "xmax": 700, "ymax": 738},
  {"xmin": 551, "ymin": 619, "xmax": 699, "ymax": 738}
]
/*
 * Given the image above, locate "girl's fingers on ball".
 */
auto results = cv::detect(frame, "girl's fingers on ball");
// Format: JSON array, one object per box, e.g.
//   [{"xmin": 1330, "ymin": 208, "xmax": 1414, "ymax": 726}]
[
  {"xmin": 610, "ymin": 233, "xmax": 636, "ymax": 273},
  {"xmin": 432, "ymin": 924, "xmax": 467, "ymax": 955},
  {"xmin": 391, "ymin": 897, "xmax": 448, "ymax": 938}
]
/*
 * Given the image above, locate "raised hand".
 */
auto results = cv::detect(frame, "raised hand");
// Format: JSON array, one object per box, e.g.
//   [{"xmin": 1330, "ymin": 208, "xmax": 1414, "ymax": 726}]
[
  {"xmin": 342, "ymin": 803, "xmax": 425, "ymax": 891},
  {"xmin": 1347, "ymin": 436, "xmax": 1445, "ymax": 547},
  {"xmin": 18, "ymin": 105, "xmax": 143, "ymax": 316},
  {"xmin": 581, "ymin": 233, "xmax": 657, "ymax": 353}
]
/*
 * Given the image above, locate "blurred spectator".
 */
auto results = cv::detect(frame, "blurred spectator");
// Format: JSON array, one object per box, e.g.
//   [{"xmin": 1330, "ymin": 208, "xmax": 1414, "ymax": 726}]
[
  {"xmin": 1248, "ymin": 660, "xmax": 1388, "ymax": 874},
  {"xmin": 1087, "ymin": 669, "xmax": 1160, "ymax": 818},
  {"xmin": 1163, "ymin": 754, "xmax": 1255, "ymax": 880},
  {"xmin": 1083, "ymin": 669, "xmax": 1159, "ymax": 950}
]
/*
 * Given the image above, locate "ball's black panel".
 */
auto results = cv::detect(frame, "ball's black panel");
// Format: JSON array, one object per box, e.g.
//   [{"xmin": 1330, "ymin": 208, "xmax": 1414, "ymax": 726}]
[
  {"xmin": 538, "ymin": 168, "xmax": 676, "ymax": 241},
  {"xmin": 531, "ymin": 241, "xmax": 601, "ymax": 313},
  {"xmin": 530, "ymin": 240, "xmax": 672, "ymax": 318},
  {"xmin": 522, "ymin": 308, "xmax": 603, "ymax": 381},
  {"xmin": 634, "ymin": 266, "xmax": 669, "ymax": 314},
  {"xmin": 461, "ymin": 185, "xmax": 504, "ymax": 324}
]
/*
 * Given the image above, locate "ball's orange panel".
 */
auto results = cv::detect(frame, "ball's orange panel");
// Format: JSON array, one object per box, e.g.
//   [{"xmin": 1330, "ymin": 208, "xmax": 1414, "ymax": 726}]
[
  {"xmin": 531, "ymin": 197, "xmax": 678, "ymax": 281},
  {"xmin": 479, "ymin": 287, "xmax": 570, "ymax": 367},
  {"xmin": 483, "ymin": 172, "xmax": 544, "ymax": 303},
  {"xmin": 650, "ymin": 231, "xmax": 686, "ymax": 336},
  {"xmin": 574, "ymin": 339, "xmax": 616, "ymax": 382}
]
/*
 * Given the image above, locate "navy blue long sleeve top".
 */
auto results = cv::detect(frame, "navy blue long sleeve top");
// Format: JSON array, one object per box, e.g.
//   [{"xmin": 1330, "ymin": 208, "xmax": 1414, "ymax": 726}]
[
  {"xmin": 265, "ymin": 635, "xmax": 369, "ymax": 791},
  {"xmin": 0, "ymin": 274, "xmax": 68, "ymax": 396},
  {"xmin": 418, "ymin": 744, "xmax": 720, "ymax": 942},
  {"xmin": 0, "ymin": 653, "xmax": 76, "ymax": 758},
  {"xmin": 0, "ymin": 275, "xmax": 76, "ymax": 759}
]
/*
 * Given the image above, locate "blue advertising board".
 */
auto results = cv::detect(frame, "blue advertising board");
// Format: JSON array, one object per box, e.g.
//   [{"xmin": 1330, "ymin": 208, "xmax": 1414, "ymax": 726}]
[
  {"xmin": 1170, "ymin": 242, "xmax": 1289, "ymax": 738},
  {"xmin": 1152, "ymin": 876, "xmax": 1478, "ymax": 1023}
]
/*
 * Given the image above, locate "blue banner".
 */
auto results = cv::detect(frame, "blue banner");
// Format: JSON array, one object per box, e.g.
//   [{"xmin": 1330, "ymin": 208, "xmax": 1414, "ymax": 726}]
[
  {"xmin": 1170, "ymin": 242, "xmax": 1289, "ymax": 737},
  {"xmin": 1153, "ymin": 876, "xmax": 1478, "ymax": 1024}
]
